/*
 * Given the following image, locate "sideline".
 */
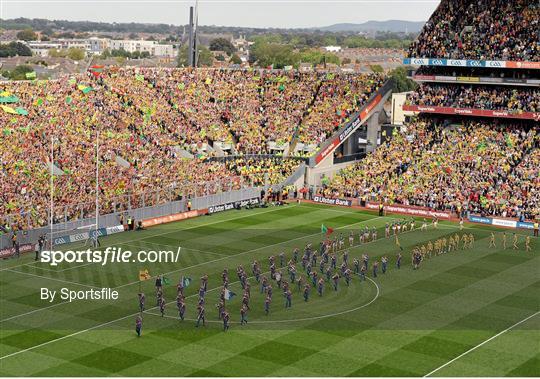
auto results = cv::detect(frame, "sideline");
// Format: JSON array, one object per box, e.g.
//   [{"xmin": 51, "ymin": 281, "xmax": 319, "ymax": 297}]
[{"xmin": 423, "ymin": 310, "xmax": 540, "ymax": 377}]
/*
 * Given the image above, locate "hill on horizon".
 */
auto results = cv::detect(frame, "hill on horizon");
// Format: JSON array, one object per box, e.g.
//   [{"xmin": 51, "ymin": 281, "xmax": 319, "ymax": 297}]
[{"xmin": 314, "ymin": 20, "xmax": 425, "ymax": 33}]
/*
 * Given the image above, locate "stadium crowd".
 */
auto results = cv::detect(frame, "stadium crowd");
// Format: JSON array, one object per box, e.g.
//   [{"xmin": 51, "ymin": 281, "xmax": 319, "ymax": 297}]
[
  {"xmin": 0, "ymin": 68, "xmax": 385, "ymax": 229},
  {"xmin": 322, "ymin": 118, "xmax": 539, "ymax": 221},
  {"xmin": 406, "ymin": 84, "xmax": 540, "ymax": 112},
  {"xmin": 407, "ymin": 0, "xmax": 539, "ymax": 61}
]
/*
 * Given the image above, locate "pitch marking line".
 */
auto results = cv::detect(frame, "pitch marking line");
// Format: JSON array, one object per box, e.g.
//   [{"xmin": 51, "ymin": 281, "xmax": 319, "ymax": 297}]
[
  {"xmin": 0, "ymin": 214, "xmax": 457, "ymax": 360},
  {"xmin": 0, "ymin": 217, "xmax": 388, "ymax": 360},
  {"xmin": 0, "ymin": 215, "xmax": 387, "ymax": 324},
  {"xmin": 146, "ymin": 277, "xmax": 380, "ymax": 324},
  {"xmin": 0, "ymin": 205, "xmax": 292, "ymax": 274},
  {"xmin": 4, "ymin": 269, "xmax": 99, "ymax": 289},
  {"xmin": 423, "ymin": 310, "xmax": 540, "ymax": 377}
]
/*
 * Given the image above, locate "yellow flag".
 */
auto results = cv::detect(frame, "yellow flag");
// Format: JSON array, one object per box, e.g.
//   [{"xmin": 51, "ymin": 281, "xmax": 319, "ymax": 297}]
[
  {"xmin": 1, "ymin": 105, "xmax": 17, "ymax": 114},
  {"xmin": 138, "ymin": 269, "xmax": 151, "ymax": 281}
]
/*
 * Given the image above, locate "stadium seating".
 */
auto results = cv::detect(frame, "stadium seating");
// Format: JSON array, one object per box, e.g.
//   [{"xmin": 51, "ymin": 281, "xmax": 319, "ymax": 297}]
[
  {"xmin": 406, "ymin": 84, "xmax": 539, "ymax": 112},
  {"xmin": 0, "ymin": 68, "xmax": 386, "ymax": 229},
  {"xmin": 408, "ymin": 0, "xmax": 539, "ymax": 61},
  {"xmin": 323, "ymin": 119, "xmax": 539, "ymax": 220}
]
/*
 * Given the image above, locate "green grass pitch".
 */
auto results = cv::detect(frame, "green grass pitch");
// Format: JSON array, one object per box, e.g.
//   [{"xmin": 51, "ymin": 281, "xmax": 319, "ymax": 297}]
[{"xmin": 0, "ymin": 202, "xmax": 538, "ymax": 376}]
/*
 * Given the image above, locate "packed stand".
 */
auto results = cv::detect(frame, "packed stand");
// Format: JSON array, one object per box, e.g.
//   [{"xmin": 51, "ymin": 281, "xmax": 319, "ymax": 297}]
[
  {"xmin": 408, "ymin": 0, "xmax": 539, "ymax": 61},
  {"xmin": 406, "ymin": 84, "xmax": 540, "ymax": 112},
  {"xmin": 0, "ymin": 68, "xmax": 385, "ymax": 229},
  {"xmin": 322, "ymin": 118, "xmax": 539, "ymax": 220},
  {"xmin": 297, "ymin": 73, "xmax": 385, "ymax": 146}
]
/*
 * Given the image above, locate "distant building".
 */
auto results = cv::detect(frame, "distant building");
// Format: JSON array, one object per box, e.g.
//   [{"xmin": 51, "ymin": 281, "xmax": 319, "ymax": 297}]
[
  {"xmin": 56, "ymin": 39, "xmax": 89, "ymax": 50},
  {"xmin": 26, "ymin": 41, "xmax": 62, "ymax": 57},
  {"xmin": 88, "ymin": 37, "xmax": 109, "ymax": 55},
  {"xmin": 107, "ymin": 39, "xmax": 175, "ymax": 57},
  {"xmin": 324, "ymin": 46, "xmax": 342, "ymax": 53}
]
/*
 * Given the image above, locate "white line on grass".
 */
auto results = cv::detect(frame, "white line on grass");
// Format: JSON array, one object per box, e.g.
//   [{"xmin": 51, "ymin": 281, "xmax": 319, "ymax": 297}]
[
  {"xmin": 0, "ymin": 214, "xmax": 387, "ymax": 324},
  {"xmin": 4, "ymin": 269, "xmax": 99, "ymax": 289},
  {"xmin": 146, "ymin": 276, "xmax": 380, "ymax": 324},
  {"xmin": 0, "ymin": 215, "xmax": 389, "ymax": 359},
  {"xmin": 0, "ymin": 205, "xmax": 291, "ymax": 274},
  {"xmin": 423, "ymin": 310, "xmax": 540, "ymax": 377}
]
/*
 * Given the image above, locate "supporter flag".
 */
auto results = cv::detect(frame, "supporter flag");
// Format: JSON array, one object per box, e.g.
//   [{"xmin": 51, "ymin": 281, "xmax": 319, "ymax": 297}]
[
  {"xmin": 89, "ymin": 65, "xmax": 104, "ymax": 77},
  {"xmin": 224, "ymin": 289, "xmax": 236, "ymax": 300},
  {"xmin": 138, "ymin": 269, "xmax": 151, "ymax": 281},
  {"xmin": 181, "ymin": 276, "xmax": 192, "ymax": 288},
  {"xmin": 477, "ymin": 141, "xmax": 487, "ymax": 152},
  {"xmin": 25, "ymin": 71, "xmax": 36, "ymax": 80},
  {"xmin": 505, "ymin": 134, "xmax": 514, "ymax": 147},
  {"xmin": 65, "ymin": 96, "xmax": 73, "ymax": 105},
  {"xmin": 15, "ymin": 107, "xmax": 28, "ymax": 116},
  {"xmin": 68, "ymin": 78, "xmax": 77, "ymax": 85},
  {"xmin": 1, "ymin": 105, "xmax": 18, "ymax": 115},
  {"xmin": 321, "ymin": 224, "xmax": 334, "ymax": 236},
  {"xmin": 162, "ymin": 276, "xmax": 171, "ymax": 285},
  {"xmin": 77, "ymin": 85, "xmax": 93, "ymax": 94},
  {"xmin": 135, "ymin": 74, "xmax": 145, "ymax": 82},
  {"xmin": 0, "ymin": 94, "xmax": 19, "ymax": 103}
]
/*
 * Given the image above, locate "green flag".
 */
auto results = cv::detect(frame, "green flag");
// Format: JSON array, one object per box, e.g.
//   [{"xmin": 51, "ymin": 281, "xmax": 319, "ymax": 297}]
[
  {"xmin": 15, "ymin": 107, "xmax": 28, "ymax": 116},
  {"xmin": 162, "ymin": 277, "xmax": 171, "ymax": 285},
  {"xmin": 505, "ymin": 134, "xmax": 514, "ymax": 147},
  {"xmin": 0, "ymin": 95, "xmax": 19, "ymax": 103}
]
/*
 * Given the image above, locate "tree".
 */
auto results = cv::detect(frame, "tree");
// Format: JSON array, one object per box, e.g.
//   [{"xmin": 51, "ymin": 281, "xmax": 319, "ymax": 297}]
[
  {"xmin": 299, "ymin": 50, "xmax": 340, "ymax": 66},
  {"xmin": 48, "ymin": 49, "xmax": 68, "ymax": 58},
  {"xmin": 0, "ymin": 42, "xmax": 32, "ymax": 57},
  {"xmin": 369, "ymin": 64, "xmax": 384, "ymax": 73},
  {"xmin": 209, "ymin": 38, "xmax": 235, "ymax": 55},
  {"xmin": 389, "ymin": 66, "xmax": 418, "ymax": 93},
  {"xmin": 250, "ymin": 42, "xmax": 299, "ymax": 69},
  {"xmin": 177, "ymin": 44, "xmax": 213, "ymax": 67},
  {"xmin": 4, "ymin": 65, "xmax": 34, "ymax": 80},
  {"xmin": 99, "ymin": 48, "xmax": 111, "ymax": 58},
  {"xmin": 67, "ymin": 47, "xmax": 85, "ymax": 61},
  {"xmin": 342, "ymin": 57, "xmax": 352, "ymax": 65},
  {"xmin": 230, "ymin": 54, "xmax": 242, "ymax": 64},
  {"xmin": 16, "ymin": 28, "xmax": 38, "ymax": 41}
]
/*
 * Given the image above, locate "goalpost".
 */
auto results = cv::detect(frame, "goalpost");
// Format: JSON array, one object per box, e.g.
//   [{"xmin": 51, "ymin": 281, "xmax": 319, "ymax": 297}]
[{"xmin": 49, "ymin": 131, "xmax": 101, "ymax": 250}]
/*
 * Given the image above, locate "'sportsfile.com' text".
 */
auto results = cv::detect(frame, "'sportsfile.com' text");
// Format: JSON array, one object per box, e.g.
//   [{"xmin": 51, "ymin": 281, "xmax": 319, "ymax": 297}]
[{"xmin": 40, "ymin": 247, "xmax": 181, "ymax": 266}]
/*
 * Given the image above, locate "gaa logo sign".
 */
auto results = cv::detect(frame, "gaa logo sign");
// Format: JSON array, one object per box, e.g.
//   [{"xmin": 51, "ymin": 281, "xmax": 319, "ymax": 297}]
[
  {"xmin": 449, "ymin": 60, "xmax": 465, "ymax": 66},
  {"xmin": 431, "ymin": 59, "xmax": 444, "ymax": 65}
]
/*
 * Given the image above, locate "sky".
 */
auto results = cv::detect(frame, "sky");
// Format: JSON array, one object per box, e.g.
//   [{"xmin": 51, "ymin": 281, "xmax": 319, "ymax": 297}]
[{"xmin": 0, "ymin": 0, "xmax": 439, "ymax": 29}]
